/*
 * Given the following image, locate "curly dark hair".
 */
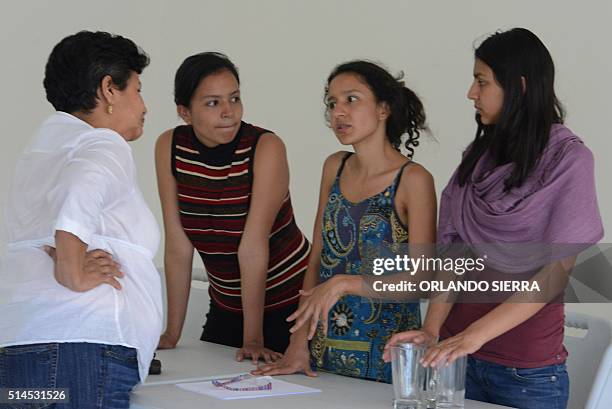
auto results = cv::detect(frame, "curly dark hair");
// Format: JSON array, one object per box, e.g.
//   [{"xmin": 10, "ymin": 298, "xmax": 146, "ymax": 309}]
[
  {"xmin": 325, "ymin": 60, "xmax": 428, "ymax": 159},
  {"xmin": 44, "ymin": 30, "xmax": 149, "ymax": 113}
]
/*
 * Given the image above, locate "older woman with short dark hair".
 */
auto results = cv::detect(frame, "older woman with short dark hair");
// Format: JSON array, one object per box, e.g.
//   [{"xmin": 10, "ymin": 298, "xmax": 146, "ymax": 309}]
[{"xmin": 0, "ymin": 31, "xmax": 161, "ymax": 409}]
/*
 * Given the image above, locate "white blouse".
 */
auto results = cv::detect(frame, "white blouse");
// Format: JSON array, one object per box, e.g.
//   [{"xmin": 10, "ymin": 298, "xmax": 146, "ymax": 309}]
[{"xmin": 0, "ymin": 112, "xmax": 162, "ymax": 382}]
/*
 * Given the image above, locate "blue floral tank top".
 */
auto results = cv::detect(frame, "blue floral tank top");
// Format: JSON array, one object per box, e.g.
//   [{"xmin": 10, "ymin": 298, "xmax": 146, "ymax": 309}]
[{"xmin": 310, "ymin": 153, "xmax": 421, "ymax": 383}]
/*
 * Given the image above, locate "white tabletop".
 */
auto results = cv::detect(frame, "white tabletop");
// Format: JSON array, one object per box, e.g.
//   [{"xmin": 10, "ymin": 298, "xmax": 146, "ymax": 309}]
[
  {"xmin": 143, "ymin": 336, "xmax": 251, "ymax": 386},
  {"xmin": 132, "ymin": 336, "xmax": 512, "ymax": 409}
]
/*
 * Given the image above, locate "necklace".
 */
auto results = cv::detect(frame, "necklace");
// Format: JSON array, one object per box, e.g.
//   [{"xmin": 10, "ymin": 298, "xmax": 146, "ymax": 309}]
[{"xmin": 212, "ymin": 374, "xmax": 272, "ymax": 392}]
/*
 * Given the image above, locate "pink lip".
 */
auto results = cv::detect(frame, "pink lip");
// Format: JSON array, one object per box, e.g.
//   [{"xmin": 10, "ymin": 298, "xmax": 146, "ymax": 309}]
[{"xmin": 335, "ymin": 123, "xmax": 351, "ymax": 132}]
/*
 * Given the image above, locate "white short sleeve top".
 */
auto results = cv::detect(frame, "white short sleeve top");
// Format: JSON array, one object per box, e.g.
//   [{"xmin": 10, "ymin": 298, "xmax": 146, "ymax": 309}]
[{"xmin": 0, "ymin": 112, "xmax": 162, "ymax": 382}]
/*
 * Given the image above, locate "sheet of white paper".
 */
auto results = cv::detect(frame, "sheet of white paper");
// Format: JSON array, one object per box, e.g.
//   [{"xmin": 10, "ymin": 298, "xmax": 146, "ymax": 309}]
[{"xmin": 176, "ymin": 375, "xmax": 321, "ymax": 400}]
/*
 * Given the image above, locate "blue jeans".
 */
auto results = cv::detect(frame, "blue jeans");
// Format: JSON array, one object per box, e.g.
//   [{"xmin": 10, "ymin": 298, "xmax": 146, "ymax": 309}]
[
  {"xmin": 0, "ymin": 342, "xmax": 139, "ymax": 409},
  {"xmin": 466, "ymin": 356, "xmax": 569, "ymax": 409}
]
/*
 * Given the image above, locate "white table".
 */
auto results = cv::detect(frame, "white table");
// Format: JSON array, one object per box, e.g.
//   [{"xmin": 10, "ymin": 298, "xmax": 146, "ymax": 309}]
[
  {"xmin": 131, "ymin": 336, "xmax": 512, "ymax": 409},
  {"xmin": 142, "ymin": 336, "xmax": 250, "ymax": 386}
]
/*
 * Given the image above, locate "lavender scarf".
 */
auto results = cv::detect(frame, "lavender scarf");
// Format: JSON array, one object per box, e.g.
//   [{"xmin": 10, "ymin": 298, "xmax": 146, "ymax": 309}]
[{"xmin": 438, "ymin": 124, "xmax": 604, "ymax": 273}]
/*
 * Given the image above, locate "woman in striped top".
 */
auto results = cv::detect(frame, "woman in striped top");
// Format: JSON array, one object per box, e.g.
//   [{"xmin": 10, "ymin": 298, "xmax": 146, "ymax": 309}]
[{"xmin": 155, "ymin": 52, "xmax": 310, "ymax": 363}]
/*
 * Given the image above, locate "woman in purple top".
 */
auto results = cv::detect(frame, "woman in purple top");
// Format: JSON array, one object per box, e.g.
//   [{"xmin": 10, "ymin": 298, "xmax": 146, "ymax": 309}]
[{"xmin": 385, "ymin": 28, "xmax": 603, "ymax": 409}]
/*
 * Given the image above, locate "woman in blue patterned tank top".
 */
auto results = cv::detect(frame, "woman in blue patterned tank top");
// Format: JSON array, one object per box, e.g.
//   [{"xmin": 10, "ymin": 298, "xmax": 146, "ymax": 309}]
[{"xmin": 254, "ymin": 61, "xmax": 437, "ymax": 383}]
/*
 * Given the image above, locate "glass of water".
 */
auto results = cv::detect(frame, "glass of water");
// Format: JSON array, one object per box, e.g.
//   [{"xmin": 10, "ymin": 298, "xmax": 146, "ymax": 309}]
[
  {"xmin": 391, "ymin": 342, "xmax": 427, "ymax": 409},
  {"xmin": 423, "ymin": 355, "xmax": 467, "ymax": 409}
]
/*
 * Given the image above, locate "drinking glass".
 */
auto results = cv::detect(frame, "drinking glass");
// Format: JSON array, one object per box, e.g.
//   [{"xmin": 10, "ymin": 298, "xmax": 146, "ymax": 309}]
[
  {"xmin": 422, "ymin": 355, "xmax": 466, "ymax": 409},
  {"xmin": 391, "ymin": 343, "xmax": 427, "ymax": 409}
]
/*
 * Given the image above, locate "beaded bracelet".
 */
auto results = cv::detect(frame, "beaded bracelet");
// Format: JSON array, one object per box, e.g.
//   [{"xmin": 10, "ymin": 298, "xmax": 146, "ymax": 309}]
[{"xmin": 212, "ymin": 374, "xmax": 272, "ymax": 392}]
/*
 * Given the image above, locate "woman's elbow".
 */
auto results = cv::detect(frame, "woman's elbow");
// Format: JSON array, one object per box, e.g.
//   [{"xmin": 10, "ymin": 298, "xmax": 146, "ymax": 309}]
[{"xmin": 237, "ymin": 241, "xmax": 268, "ymax": 266}]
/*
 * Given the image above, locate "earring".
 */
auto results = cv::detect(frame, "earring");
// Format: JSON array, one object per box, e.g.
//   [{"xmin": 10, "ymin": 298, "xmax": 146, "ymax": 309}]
[{"xmin": 107, "ymin": 105, "xmax": 113, "ymax": 115}]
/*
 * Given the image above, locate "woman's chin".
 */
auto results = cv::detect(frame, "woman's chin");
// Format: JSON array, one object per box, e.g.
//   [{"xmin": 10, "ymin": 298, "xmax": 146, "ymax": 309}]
[{"xmin": 334, "ymin": 133, "xmax": 357, "ymax": 146}]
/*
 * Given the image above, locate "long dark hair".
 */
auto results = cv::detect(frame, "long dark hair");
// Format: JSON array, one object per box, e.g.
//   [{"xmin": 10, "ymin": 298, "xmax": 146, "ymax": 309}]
[
  {"xmin": 325, "ymin": 60, "xmax": 427, "ymax": 159},
  {"xmin": 458, "ymin": 28, "xmax": 565, "ymax": 190}
]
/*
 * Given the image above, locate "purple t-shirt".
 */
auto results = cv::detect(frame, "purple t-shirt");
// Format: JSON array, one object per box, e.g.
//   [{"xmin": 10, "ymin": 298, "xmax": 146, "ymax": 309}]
[
  {"xmin": 438, "ymin": 124, "xmax": 603, "ymax": 368},
  {"xmin": 442, "ymin": 302, "xmax": 566, "ymax": 368}
]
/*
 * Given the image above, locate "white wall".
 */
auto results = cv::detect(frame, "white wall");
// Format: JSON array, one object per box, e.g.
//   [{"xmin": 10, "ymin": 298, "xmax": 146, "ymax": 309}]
[{"xmin": 1, "ymin": 1, "xmax": 610, "ymax": 314}]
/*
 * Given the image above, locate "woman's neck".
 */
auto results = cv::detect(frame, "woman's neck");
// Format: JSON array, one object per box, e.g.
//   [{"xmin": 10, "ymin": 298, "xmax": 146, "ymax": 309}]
[{"xmin": 350, "ymin": 135, "xmax": 407, "ymax": 177}]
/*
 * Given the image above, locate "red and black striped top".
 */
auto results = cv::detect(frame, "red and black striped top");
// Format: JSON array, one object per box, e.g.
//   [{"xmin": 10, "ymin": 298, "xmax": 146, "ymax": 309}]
[{"xmin": 171, "ymin": 122, "xmax": 310, "ymax": 312}]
